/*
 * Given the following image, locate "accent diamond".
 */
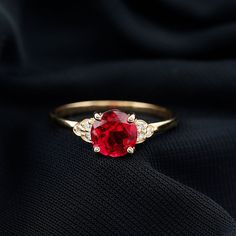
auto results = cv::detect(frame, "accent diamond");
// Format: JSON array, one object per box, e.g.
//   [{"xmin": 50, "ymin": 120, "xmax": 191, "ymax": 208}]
[
  {"xmin": 135, "ymin": 119, "xmax": 148, "ymax": 143},
  {"xmin": 135, "ymin": 119, "xmax": 155, "ymax": 143},
  {"xmin": 73, "ymin": 118, "xmax": 94, "ymax": 143}
]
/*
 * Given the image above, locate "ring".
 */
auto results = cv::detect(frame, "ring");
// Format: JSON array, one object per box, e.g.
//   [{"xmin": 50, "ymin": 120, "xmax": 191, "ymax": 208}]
[{"xmin": 51, "ymin": 100, "xmax": 177, "ymax": 158}]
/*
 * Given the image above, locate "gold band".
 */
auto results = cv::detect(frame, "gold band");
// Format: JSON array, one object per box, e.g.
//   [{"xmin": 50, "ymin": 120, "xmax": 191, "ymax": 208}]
[{"xmin": 50, "ymin": 100, "xmax": 177, "ymax": 133}]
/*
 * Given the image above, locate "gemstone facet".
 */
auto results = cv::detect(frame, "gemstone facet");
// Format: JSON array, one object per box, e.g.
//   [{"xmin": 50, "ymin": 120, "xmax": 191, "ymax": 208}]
[{"xmin": 91, "ymin": 109, "xmax": 137, "ymax": 157}]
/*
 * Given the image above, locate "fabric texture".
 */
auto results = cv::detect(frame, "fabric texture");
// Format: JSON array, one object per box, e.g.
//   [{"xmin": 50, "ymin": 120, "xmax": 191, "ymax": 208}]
[{"xmin": 0, "ymin": 1, "xmax": 236, "ymax": 235}]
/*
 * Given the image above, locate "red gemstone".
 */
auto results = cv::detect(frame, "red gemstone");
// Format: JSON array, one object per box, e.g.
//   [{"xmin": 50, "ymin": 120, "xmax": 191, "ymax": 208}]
[{"xmin": 91, "ymin": 109, "xmax": 137, "ymax": 157}]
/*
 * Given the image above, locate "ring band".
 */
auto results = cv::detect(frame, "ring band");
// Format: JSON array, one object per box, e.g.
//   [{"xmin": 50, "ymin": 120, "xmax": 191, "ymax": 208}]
[{"xmin": 51, "ymin": 100, "xmax": 177, "ymax": 158}]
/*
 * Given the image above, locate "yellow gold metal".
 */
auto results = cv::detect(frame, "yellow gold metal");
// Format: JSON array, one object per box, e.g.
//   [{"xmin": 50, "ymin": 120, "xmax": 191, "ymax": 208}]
[{"xmin": 51, "ymin": 100, "xmax": 177, "ymax": 144}]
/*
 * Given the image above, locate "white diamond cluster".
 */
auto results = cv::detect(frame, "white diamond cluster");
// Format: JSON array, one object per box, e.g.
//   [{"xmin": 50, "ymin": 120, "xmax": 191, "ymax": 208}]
[
  {"xmin": 73, "ymin": 118, "xmax": 95, "ymax": 143},
  {"xmin": 135, "ymin": 119, "xmax": 155, "ymax": 144}
]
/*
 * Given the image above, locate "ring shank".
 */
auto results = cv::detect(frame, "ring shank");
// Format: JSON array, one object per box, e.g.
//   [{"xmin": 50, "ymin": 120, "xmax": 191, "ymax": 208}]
[{"xmin": 51, "ymin": 100, "xmax": 177, "ymax": 132}]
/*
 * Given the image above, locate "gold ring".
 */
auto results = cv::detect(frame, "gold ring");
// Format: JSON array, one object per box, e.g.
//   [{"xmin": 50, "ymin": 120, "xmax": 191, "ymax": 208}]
[{"xmin": 51, "ymin": 100, "xmax": 177, "ymax": 158}]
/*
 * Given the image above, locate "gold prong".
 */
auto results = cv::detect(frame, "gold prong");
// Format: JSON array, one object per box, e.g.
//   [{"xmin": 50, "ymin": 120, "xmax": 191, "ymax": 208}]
[
  {"xmin": 94, "ymin": 147, "xmax": 100, "ymax": 153},
  {"xmin": 128, "ymin": 114, "xmax": 135, "ymax": 123},
  {"xmin": 94, "ymin": 112, "xmax": 102, "ymax": 121},
  {"xmin": 127, "ymin": 146, "xmax": 135, "ymax": 154}
]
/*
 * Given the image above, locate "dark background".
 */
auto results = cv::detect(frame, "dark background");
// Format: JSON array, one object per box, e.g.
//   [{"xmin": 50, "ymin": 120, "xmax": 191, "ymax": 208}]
[{"xmin": 0, "ymin": 0, "xmax": 236, "ymax": 235}]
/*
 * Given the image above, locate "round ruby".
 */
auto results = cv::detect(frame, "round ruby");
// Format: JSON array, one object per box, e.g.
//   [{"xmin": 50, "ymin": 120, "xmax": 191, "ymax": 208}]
[{"xmin": 91, "ymin": 109, "xmax": 137, "ymax": 157}]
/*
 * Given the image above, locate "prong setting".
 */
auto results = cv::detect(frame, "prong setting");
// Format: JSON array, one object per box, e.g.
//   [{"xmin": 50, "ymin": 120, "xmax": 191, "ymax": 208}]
[
  {"xmin": 128, "ymin": 114, "xmax": 136, "ymax": 123},
  {"xmin": 94, "ymin": 147, "xmax": 100, "ymax": 153},
  {"xmin": 127, "ymin": 147, "xmax": 135, "ymax": 154},
  {"xmin": 94, "ymin": 112, "xmax": 102, "ymax": 121}
]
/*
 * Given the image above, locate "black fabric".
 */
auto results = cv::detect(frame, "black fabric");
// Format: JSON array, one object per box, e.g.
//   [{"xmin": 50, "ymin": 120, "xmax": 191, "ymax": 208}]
[{"xmin": 0, "ymin": 1, "xmax": 236, "ymax": 235}]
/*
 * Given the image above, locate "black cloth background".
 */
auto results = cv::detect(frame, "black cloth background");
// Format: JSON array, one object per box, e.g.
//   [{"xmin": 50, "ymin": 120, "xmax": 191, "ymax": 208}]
[{"xmin": 0, "ymin": 0, "xmax": 236, "ymax": 235}]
